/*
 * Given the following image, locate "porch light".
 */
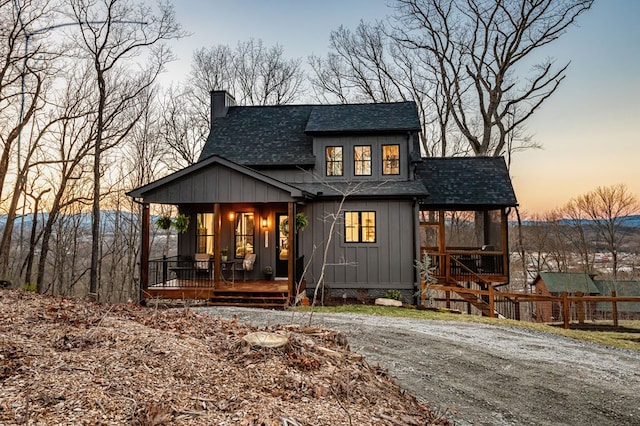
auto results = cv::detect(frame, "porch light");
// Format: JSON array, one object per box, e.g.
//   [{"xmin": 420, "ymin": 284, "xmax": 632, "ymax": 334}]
[
  {"xmin": 228, "ymin": 212, "xmax": 235, "ymax": 221},
  {"xmin": 261, "ymin": 217, "xmax": 268, "ymax": 228}
]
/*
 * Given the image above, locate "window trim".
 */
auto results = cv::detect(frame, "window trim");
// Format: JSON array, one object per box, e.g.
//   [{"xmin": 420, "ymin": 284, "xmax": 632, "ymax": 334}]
[
  {"xmin": 382, "ymin": 144, "xmax": 400, "ymax": 175},
  {"xmin": 325, "ymin": 146, "xmax": 344, "ymax": 176},
  {"xmin": 353, "ymin": 145, "xmax": 372, "ymax": 176},
  {"xmin": 344, "ymin": 211, "xmax": 376, "ymax": 243}
]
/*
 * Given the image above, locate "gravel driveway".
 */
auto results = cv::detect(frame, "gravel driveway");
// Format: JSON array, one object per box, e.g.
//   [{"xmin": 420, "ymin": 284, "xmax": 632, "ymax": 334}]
[{"xmin": 196, "ymin": 307, "xmax": 640, "ymax": 426}]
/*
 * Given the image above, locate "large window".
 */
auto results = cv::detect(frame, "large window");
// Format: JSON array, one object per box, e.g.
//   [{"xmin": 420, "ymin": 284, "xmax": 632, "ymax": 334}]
[
  {"xmin": 382, "ymin": 144, "xmax": 400, "ymax": 175},
  {"xmin": 354, "ymin": 145, "xmax": 372, "ymax": 175},
  {"xmin": 234, "ymin": 212, "xmax": 254, "ymax": 258},
  {"xmin": 326, "ymin": 146, "xmax": 343, "ymax": 176},
  {"xmin": 345, "ymin": 211, "xmax": 376, "ymax": 243},
  {"xmin": 196, "ymin": 213, "xmax": 215, "ymax": 254}
]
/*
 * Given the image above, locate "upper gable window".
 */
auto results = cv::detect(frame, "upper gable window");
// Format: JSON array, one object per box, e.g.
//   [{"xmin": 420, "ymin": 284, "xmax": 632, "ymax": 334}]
[
  {"xmin": 326, "ymin": 146, "xmax": 343, "ymax": 176},
  {"xmin": 354, "ymin": 145, "xmax": 372, "ymax": 176},
  {"xmin": 382, "ymin": 144, "xmax": 400, "ymax": 175}
]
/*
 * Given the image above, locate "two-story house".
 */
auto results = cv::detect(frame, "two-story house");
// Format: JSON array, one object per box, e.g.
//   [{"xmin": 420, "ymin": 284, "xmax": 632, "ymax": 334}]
[{"xmin": 128, "ymin": 91, "xmax": 517, "ymax": 309}]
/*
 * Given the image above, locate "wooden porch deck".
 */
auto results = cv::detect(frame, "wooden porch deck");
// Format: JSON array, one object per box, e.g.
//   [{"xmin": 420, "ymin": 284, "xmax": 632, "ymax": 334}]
[{"xmin": 143, "ymin": 279, "xmax": 292, "ymax": 307}]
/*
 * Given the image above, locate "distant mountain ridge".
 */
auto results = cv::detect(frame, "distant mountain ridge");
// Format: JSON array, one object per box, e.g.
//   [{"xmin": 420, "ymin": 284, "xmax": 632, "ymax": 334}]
[
  {"xmin": 3, "ymin": 212, "xmax": 640, "ymax": 230},
  {"xmin": 518, "ymin": 214, "xmax": 640, "ymax": 228}
]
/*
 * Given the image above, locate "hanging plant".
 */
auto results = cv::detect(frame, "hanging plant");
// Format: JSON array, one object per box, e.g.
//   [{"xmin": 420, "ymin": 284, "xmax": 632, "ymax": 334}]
[
  {"xmin": 295, "ymin": 212, "xmax": 308, "ymax": 232},
  {"xmin": 280, "ymin": 213, "xmax": 309, "ymax": 236},
  {"xmin": 171, "ymin": 213, "xmax": 190, "ymax": 234},
  {"xmin": 155, "ymin": 215, "xmax": 172, "ymax": 230}
]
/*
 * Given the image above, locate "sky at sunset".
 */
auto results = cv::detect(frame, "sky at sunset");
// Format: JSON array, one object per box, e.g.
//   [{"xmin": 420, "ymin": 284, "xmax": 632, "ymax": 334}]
[{"xmin": 162, "ymin": 0, "xmax": 640, "ymax": 215}]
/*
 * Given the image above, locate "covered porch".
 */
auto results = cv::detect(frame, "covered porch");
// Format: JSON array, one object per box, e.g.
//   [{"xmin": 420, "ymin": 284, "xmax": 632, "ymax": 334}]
[{"xmin": 127, "ymin": 156, "xmax": 312, "ymax": 306}]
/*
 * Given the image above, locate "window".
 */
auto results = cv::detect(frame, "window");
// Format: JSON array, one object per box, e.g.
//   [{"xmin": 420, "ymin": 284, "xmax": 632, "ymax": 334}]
[
  {"xmin": 382, "ymin": 144, "xmax": 400, "ymax": 175},
  {"xmin": 345, "ymin": 211, "xmax": 376, "ymax": 243},
  {"xmin": 196, "ymin": 213, "xmax": 215, "ymax": 254},
  {"xmin": 354, "ymin": 145, "xmax": 372, "ymax": 175},
  {"xmin": 234, "ymin": 212, "xmax": 254, "ymax": 258},
  {"xmin": 326, "ymin": 146, "xmax": 343, "ymax": 176}
]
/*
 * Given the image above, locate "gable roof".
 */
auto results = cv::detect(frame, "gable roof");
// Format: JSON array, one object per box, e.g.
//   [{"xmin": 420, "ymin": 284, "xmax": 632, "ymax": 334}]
[
  {"xmin": 199, "ymin": 105, "xmax": 315, "ymax": 166},
  {"xmin": 198, "ymin": 102, "xmax": 421, "ymax": 166},
  {"xmin": 305, "ymin": 102, "xmax": 421, "ymax": 133},
  {"xmin": 416, "ymin": 157, "xmax": 518, "ymax": 208},
  {"xmin": 533, "ymin": 272, "xmax": 600, "ymax": 294},
  {"xmin": 126, "ymin": 155, "xmax": 310, "ymax": 202}
]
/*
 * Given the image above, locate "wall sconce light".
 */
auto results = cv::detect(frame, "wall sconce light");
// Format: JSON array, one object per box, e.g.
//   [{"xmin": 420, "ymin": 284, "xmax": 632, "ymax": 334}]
[
  {"xmin": 228, "ymin": 212, "xmax": 235, "ymax": 221},
  {"xmin": 261, "ymin": 217, "xmax": 268, "ymax": 228}
]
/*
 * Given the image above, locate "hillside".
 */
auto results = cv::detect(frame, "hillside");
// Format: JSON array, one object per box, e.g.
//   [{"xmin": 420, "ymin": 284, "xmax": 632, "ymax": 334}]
[{"xmin": 0, "ymin": 290, "xmax": 449, "ymax": 425}]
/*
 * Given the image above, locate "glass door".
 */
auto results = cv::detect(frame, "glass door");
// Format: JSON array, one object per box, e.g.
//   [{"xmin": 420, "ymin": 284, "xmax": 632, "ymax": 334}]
[{"xmin": 275, "ymin": 213, "xmax": 289, "ymax": 278}]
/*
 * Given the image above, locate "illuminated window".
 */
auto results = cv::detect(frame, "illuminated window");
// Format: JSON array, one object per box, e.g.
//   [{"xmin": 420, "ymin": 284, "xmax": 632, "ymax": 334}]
[
  {"xmin": 196, "ymin": 213, "xmax": 215, "ymax": 254},
  {"xmin": 345, "ymin": 211, "xmax": 376, "ymax": 243},
  {"xmin": 382, "ymin": 145, "xmax": 400, "ymax": 175},
  {"xmin": 326, "ymin": 146, "xmax": 343, "ymax": 176},
  {"xmin": 234, "ymin": 212, "xmax": 254, "ymax": 258},
  {"xmin": 354, "ymin": 145, "xmax": 372, "ymax": 176}
]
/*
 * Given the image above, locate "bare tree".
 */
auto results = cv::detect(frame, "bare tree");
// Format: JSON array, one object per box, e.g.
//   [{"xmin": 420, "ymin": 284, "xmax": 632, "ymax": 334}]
[
  {"xmin": 68, "ymin": 0, "xmax": 184, "ymax": 297},
  {"xmin": 392, "ymin": 0, "xmax": 593, "ymax": 157},
  {"xmin": 189, "ymin": 38, "xmax": 305, "ymax": 109},
  {"xmin": 572, "ymin": 184, "xmax": 639, "ymax": 279}
]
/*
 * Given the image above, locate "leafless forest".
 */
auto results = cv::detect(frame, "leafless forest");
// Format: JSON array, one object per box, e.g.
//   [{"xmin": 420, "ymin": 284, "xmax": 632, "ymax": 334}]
[{"xmin": 5, "ymin": 0, "xmax": 636, "ymax": 308}]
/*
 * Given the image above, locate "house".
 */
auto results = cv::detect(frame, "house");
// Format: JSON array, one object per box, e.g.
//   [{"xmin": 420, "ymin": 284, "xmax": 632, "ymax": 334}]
[
  {"xmin": 531, "ymin": 272, "xmax": 600, "ymax": 322},
  {"xmin": 593, "ymin": 280, "xmax": 640, "ymax": 320},
  {"xmin": 127, "ymin": 91, "xmax": 518, "ymax": 308}
]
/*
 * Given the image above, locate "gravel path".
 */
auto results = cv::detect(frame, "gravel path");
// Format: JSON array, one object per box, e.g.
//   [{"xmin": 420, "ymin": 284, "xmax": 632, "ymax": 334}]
[{"xmin": 196, "ymin": 307, "xmax": 640, "ymax": 426}]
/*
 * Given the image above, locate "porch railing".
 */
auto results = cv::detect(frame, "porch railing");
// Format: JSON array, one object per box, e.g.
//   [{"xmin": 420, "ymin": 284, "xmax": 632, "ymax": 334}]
[
  {"xmin": 423, "ymin": 249, "xmax": 505, "ymax": 283},
  {"xmin": 148, "ymin": 255, "xmax": 214, "ymax": 288}
]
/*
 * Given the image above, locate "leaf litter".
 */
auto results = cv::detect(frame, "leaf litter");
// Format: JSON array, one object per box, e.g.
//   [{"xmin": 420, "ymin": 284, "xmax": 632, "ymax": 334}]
[{"xmin": 0, "ymin": 290, "xmax": 450, "ymax": 425}]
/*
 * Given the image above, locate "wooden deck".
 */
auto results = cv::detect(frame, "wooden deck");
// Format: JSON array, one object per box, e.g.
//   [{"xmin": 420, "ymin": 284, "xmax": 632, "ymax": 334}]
[{"xmin": 143, "ymin": 279, "xmax": 292, "ymax": 307}]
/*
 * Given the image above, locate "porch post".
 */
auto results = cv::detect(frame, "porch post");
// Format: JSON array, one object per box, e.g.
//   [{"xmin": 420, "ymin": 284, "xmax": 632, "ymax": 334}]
[
  {"xmin": 438, "ymin": 209, "xmax": 446, "ymax": 278},
  {"xmin": 140, "ymin": 202, "xmax": 150, "ymax": 303},
  {"xmin": 287, "ymin": 202, "xmax": 295, "ymax": 303},
  {"xmin": 501, "ymin": 209, "xmax": 509, "ymax": 276},
  {"xmin": 214, "ymin": 203, "xmax": 221, "ymax": 284}
]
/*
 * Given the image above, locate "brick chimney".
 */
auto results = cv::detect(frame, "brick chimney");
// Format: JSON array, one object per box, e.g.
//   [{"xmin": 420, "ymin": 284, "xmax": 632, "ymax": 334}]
[{"xmin": 211, "ymin": 90, "xmax": 236, "ymax": 122}]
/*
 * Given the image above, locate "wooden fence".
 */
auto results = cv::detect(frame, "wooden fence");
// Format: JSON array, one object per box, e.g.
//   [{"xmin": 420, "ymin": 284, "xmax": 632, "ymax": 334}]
[{"xmin": 429, "ymin": 285, "xmax": 640, "ymax": 328}]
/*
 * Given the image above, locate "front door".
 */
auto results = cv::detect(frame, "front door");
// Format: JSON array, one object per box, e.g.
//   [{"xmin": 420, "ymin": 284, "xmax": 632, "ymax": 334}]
[{"xmin": 275, "ymin": 213, "xmax": 289, "ymax": 278}]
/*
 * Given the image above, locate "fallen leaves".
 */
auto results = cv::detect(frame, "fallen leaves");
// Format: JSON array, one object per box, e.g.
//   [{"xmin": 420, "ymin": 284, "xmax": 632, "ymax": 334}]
[{"xmin": 0, "ymin": 290, "xmax": 451, "ymax": 425}]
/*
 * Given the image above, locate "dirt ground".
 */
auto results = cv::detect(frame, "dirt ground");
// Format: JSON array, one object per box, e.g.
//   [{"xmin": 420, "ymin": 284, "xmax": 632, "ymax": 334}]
[{"xmin": 197, "ymin": 307, "xmax": 640, "ymax": 426}]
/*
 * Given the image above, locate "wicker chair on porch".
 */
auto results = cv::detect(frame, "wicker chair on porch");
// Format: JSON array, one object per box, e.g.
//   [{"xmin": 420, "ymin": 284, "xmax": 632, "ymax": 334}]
[{"xmin": 236, "ymin": 253, "xmax": 256, "ymax": 281}]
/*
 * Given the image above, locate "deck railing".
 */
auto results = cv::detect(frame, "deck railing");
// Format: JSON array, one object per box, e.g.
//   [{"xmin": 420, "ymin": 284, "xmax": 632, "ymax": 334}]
[
  {"xmin": 422, "ymin": 249, "xmax": 505, "ymax": 283},
  {"xmin": 149, "ymin": 255, "xmax": 214, "ymax": 288}
]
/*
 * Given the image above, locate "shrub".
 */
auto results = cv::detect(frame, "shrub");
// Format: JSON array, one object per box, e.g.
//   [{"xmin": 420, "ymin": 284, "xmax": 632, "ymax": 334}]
[{"xmin": 385, "ymin": 289, "xmax": 403, "ymax": 301}]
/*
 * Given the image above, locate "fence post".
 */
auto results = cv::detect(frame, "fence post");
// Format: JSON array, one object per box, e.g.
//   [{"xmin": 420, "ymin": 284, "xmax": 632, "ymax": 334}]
[
  {"xmin": 488, "ymin": 284, "xmax": 495, "ymax": 318},
  {"xmin": 611, "ymin": 290, "xmax": 618, "ymax": 327},
  {"xmin": 576, "ymin": 291, "xmax": 584, "ymax": 324},
  {"xmin": 563, "ymin": 292, "xmax": 570, "ymax": 329},
  {"xmin": 446, "ymin": 290, "xmax": 451, "ymax": 308}
]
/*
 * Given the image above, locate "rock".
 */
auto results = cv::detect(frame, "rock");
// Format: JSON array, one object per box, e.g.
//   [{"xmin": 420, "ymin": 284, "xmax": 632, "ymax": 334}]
[{"xmin": 375, "ymin": 298, "xmax": 403, "ymax": 307}]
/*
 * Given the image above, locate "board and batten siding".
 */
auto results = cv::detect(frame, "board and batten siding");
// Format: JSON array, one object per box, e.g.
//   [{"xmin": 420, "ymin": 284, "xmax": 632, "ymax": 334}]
[
  {"xmin": 300, "ymin": 199, "xmax": 417, "ymax": 291},
  {"xmin": 137, "ymin": 165, "xmax": 295, "ymax": 204}
]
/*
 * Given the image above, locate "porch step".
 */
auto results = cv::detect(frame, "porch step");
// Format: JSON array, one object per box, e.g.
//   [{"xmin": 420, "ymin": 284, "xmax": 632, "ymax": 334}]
[
  {"xmin": 445, "ymin": 281, "xmax": 497, "ymax": 317},
  {"xmin": 209, "ymin": 292, "xmax": 289, "ymax": 308}
]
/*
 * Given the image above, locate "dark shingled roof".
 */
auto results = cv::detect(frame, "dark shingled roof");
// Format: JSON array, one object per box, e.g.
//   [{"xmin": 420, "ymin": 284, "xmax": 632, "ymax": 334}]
[
  {"xmin": 305, "ymin": 102, "xmax": 422, "ymax": 133},
  {"xmin": 198, "ymin": 102, "xmax": 421, "ymax": 166},
  {"xmin": 417, "ymin": 157, "xmax": 518, "ymax": 208},
  {"xmin": 198, "ymin": 105, "xmax": 315, "ymax": 166}
]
